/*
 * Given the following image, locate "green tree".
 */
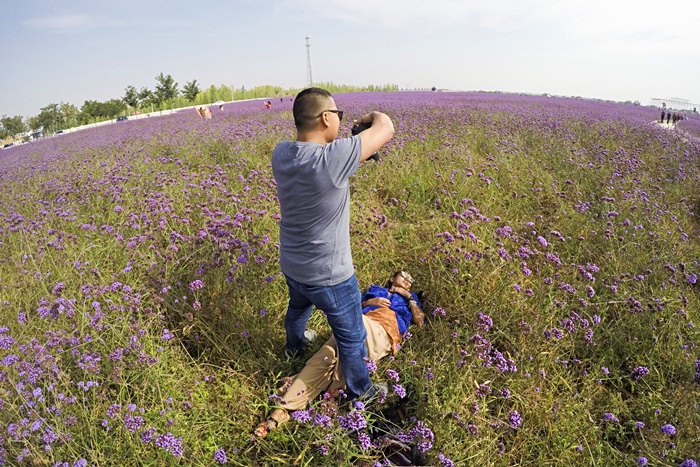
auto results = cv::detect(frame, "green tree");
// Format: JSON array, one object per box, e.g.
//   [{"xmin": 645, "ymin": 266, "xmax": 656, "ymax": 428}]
[
  {"xmin": 78, "ymin": 100, "xmax": 100, "ymax": 124},
  {"xmin": 123, "ymin": 85, "xmax": 139, "ymax": 109},
  {"xmin": 201, "ymin": 85, "xmax": 219, "ymax": 104},
  {"xmin": 102, "ymin": 99, "xmax": 126, "ymax": 118},
  {"xmin": 1, "ymin": 115, "xmax": 27, "ymax": 137},
  {"xmin": 36, "ymin": 103, "xmax": 62, "ymax": 133},
  {"xmin": 27, "ymin": 115, "xmax": 42, "ymax": 132},
  {"xmin": 154, "ymin": 73, "xmax": 179, "ymax": 108},
  {"xmin": 77, "ymin": 99, "xmax": 126, "ymax": 124},
  {"xmin": 182, "ymin": 80, "xmax": 200, "ymax": 103},
  {"xmin": 138, "ymin": 87, "xmax": 155, "ymax": 110},
  {"xmin": 60, "ymin": 103, "xmax": 79, "ymax": 128}
]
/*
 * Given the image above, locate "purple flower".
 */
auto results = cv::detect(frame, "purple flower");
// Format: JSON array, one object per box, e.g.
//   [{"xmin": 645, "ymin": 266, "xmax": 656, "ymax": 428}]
[
  {"xmin": 509, "ymin": 410, "xmax": 522, "ymax": 428},
  {"xmin": 358, "ymin": 432, "xmax": 371, "ymax": 450},
  {"xmin": 603, "ymin": 413, "xmax": 619, "ymax": 423},
  {"xmin": 438, "ymin": 453, "xmax": 455, "ymax": 467},
  {"xmin": 213, "ymin": 447, "xmax": 227, "ymax": 464},
  {"xmin": 631, "ymin": 366, "xmax": 650, "ymax": 381},
  {"xmin": 353, "ymin": 400, "xmax": 366, "ymax": 411},
  {"xmin": 140, "ymin": 427, "xmax": 157, "ymax": 444},
  {"xmin": 314, "ymin": 414, "xmax": 333, "ymax": 428},
  {"xmin": 154, "ymin": 432, "xmax": 183, "ymax": 457},
  {"xmin": 0, "ymin": 336, "xmax": 15, "ymax": 350},
  {"xmin": 679, "ymin": 460, "xmax": 699, "ymax": 467},
  {"xmin": 385, "ymin": 369, "xmax": 400, "ymax": 382},
  {"xmin": 393, "ymin": 384, "xmax": 407, "ymax": 399},
  {"xmin": 660, "ymin": 423, "xmax": 676, "ymax": 435},
  {"xmin": 537, "ymin": 236, "xmax": 548, "ymax": 247},
  {"xmin": 635, "ymin": 421, "xmax": 645, "ymax": 429},
  {"xmin": 339, "ymin": 411, "xmax": 367, "ymax": 431},
  {"xmin": 365, "ymin": 358, "xmax": 377, "ymax": 373},
  {"xmin": 42, "ymin": 427, "xmax": 58, "ymax": 444},
  {"xmin": 291, "ymin": 410, "xmax": 312, "ymax": 424},
  {"xmin": 408, "ymin": 421, "xmax": 434, "ymax": 452},
  {"xmin": 52, "ymin": 282, "xmax": 65, "ymax": 296},
  {"xmin": 124, "ymin": 413, "xmax": 144, "ymax": 432},
  {"xmin": 189, "ymin": 280, "xmax": 205, "ymax": 291},
  {"xmin": 637, "ymin": 457, "xmax": 648, "ymax": 466}
]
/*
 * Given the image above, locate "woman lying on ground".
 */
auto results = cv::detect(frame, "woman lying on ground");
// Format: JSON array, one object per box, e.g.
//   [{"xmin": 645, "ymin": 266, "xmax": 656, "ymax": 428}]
[{"xmin": 253, "ymin": 269, "xmax": 425, "ymax": 439}]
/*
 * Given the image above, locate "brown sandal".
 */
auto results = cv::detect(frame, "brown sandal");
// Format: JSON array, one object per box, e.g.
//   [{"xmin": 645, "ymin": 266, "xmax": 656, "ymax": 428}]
[
  {"xmin": 253, "ymin": 418, "xmax": 277, "ymax": 439},
  {"xmin": 252, "ymin": 409, "xmax": 290, "ymax": 439}
]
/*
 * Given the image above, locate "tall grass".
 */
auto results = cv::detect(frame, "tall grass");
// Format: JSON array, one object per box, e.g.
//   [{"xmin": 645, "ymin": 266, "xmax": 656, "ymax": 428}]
[{"xmin": 1, "ymin": 93, "xmax": 699, "ymax": 466}]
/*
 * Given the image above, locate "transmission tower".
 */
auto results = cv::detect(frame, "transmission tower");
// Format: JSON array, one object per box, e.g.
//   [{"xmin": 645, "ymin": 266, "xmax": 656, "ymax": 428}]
[{"xmin": 305, "ymin": 36, "xmax": 313, "ymax": 87}]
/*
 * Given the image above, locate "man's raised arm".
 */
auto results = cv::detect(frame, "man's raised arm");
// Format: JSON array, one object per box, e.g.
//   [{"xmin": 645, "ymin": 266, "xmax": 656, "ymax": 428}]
[{"xmin": 355, "ymin": 111, "xmax": 395, "ymax": 161}]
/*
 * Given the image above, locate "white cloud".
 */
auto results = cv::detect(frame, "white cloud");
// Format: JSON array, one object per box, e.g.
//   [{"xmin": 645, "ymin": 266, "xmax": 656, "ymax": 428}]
[
  {"xmin": 23, "ymin": 14, "xmax": 105, "ymax": 33},
  {"xmin": 286, "ymin": 0, "xmax": 699, "ymax": 52},
  {"xmin": 286, "ymin": 0, "xmax": 545, "ymax": 30},
  {"xmin": 22, "ymin": 13, "xmax": 189, "ymax": 34}
]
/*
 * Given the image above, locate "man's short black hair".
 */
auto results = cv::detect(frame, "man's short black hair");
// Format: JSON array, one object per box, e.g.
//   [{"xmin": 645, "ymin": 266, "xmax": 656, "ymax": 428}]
[{"xmin": 293, "ymin": 87, "xmax": 333, "ymax": 132}]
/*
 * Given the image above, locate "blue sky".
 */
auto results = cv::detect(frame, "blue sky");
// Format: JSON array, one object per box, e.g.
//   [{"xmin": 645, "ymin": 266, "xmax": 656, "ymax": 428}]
[{"xmin": 1, "ymin": 0, "xmax": 699, "ymax": 117}]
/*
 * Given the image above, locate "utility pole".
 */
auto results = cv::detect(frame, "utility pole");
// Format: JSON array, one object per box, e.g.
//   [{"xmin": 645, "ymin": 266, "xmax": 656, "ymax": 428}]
[{"xmin": 305, "ymin": 36, "xmax": 313, "ymax": 88}]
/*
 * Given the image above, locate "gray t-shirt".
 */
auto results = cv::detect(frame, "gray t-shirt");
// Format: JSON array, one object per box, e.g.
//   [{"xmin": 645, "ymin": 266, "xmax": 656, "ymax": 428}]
[{"xmin": 272, "ymin": 135, "xmax": 362, "ymax": 286}]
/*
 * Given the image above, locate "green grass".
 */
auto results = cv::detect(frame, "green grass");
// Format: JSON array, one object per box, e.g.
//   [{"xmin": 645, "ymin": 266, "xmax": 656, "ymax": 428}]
[{"xmin": 1, "ymin": 94, "xmax": 699, "ymax": 466}]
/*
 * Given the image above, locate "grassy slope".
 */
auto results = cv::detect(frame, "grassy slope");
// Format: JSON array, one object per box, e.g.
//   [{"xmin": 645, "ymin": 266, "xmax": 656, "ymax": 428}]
[{"xmin": 1, "ymin": 93, "xmax": 699, "ymax": 466}]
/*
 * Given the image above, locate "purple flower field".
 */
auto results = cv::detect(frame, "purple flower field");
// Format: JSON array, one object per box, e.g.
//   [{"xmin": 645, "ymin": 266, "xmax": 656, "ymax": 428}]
[{"xmin": 1, "ymin": 92, "xmax": 699, "ymax": 466}]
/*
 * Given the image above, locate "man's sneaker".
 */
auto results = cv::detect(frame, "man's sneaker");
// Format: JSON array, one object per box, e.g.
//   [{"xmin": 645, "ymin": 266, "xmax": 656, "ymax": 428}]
[
  {"xmin": 350, "ymin": 382, "xmax": 389, "ymax": 410},
  {"xmin": 303, "ymin": 329, "xmax": 317, "ymax": 343},
  {"xmin": 284, "ymin": 329, "xmax": 318, "ymax": 359}
]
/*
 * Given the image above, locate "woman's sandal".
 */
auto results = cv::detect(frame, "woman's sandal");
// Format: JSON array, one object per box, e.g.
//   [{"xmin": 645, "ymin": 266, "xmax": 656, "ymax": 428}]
[
  {"xmin": 253, "ymin": 418, "xmax": 278, "ymax": 439},
  {"xmin": 252, "ymin": 410, "xmax": 290, "ymax": 439}
]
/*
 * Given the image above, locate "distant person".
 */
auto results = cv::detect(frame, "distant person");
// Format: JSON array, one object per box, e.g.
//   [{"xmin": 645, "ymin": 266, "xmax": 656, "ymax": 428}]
[
  {"xmin": 661, "ymin": 110, "xmax": 665, "ymax": 123},
  {"xmin": 219, "ymin": 103, "xmax": 224, "ymax": 111},
  {"xmin": 264, "ymin": 101, "xmax": 272, "ymax": 109},
  {"xmin": 667, "ymin": 112, "xmax": 672, "ymax": 124},
  {"xmin": 196, "ymin": 106, "xmax": 212, "ymax": 120},
  {"xmin": 270, "ymin": 87, "xmax": 395, "ymax": 403}
]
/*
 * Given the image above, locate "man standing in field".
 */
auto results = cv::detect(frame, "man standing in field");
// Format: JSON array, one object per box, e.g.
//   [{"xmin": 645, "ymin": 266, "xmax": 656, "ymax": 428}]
[{"xmin": 271, "ymin": 87, "xmax": 394, "ymax": 401}]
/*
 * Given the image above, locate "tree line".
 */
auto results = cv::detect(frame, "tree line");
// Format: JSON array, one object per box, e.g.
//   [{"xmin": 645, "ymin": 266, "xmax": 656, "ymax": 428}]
[{"xmin": 1, "ymin": 75, "xmax": 398, "ymax": 141}]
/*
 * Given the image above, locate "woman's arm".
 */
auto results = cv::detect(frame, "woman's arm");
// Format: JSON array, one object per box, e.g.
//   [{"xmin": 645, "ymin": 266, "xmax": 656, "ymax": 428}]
[{"xmin": 407, "ymin": 298, "xmax": 425, "ymax": 326}]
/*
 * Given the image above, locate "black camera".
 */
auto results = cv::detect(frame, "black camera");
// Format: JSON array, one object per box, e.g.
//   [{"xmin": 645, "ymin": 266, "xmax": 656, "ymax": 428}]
[{"xmin": 351, "ymin": 122, "xmax": 380, "ymax": 161}]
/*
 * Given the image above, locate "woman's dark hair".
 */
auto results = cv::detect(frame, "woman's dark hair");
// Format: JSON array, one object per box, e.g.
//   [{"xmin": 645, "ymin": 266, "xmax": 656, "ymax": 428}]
[
  {"xmin": 384, "ymin": 271, "xmax": 424, "ymax": 302},
  {"xmin": 293, "ymin": 87, "xmax": 332, "ymax": 132},
  {"xmin": 383, "ymin": 271, "xmax": 402, "ymax": 289}
]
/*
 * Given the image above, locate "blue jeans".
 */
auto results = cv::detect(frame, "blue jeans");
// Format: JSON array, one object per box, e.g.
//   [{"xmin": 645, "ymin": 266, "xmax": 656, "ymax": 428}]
[{"xmin": 284, "ymin": 273, "xmax": 371, "ymax": 399}]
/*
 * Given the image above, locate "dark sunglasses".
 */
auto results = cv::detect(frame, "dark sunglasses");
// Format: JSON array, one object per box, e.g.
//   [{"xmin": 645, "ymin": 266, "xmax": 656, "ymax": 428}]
[{"xmin": 316, "ymin": 109, "xmax": 344, "ymax": 121}]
